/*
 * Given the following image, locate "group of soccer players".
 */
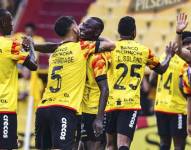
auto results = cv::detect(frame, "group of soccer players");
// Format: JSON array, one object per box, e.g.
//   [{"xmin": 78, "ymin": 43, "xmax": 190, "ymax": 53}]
[{"xmin": 1, "ymin": 7, "xmax": 191, "ymax": 150}]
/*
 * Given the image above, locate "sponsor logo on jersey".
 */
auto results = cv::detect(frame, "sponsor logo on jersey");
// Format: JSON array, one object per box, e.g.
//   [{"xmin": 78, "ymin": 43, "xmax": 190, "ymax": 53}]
[{"xmin": 0, "ymin": 99, "xmax": 8, "ymax": 103}]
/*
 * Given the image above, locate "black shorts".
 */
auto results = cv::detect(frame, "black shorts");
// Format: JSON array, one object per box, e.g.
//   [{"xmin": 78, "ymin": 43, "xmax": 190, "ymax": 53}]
[
  {"xmin": 75, "ymin": 115, "xmax": 81, "ymax": 143},
  {"xmin": 0, "ymin": 113, "xmax": 17, "ymax": 149},
  {"xmin": 81, "ymin": 113, "xmax": 106, "ymax": 142},
  {"xmin": 156, "ymin": 112, "xmax": 187, "ymax": 137},
  {"xmin": 35, "ymin": 107, "xmax": 78, "ymax": 150},
  {"xmin": 106, "ymin": 110, "xmax": 139, "ymax": 140}
]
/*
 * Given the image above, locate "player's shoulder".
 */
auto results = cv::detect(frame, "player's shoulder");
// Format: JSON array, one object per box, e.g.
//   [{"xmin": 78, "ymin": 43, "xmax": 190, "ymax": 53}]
[
  {"xmin": 116, "ymin": 40, "xmax": 149, "ymax": 50},
  {"xmin": 57, "ymin": 41, "xmax": 78, "ymax": 49},
  {"xmin": 0, "ymin": 36, "xmax": 20, "ymax": 53},
  {"xmin": 79, "ymin": 40, "xmax": 95, "ymax": 49},
  {"xmin": 180, "ymin": 63, "xmax": 189, "ymax": 76},
  {"xmin": 90, "ymin": 52, "xmax": 111, "ymax": 61},
  {"xmin": 135, "ymin": 41, "xmax": 150, "ymax": 52},
  {"xmin": 88, "ymin": 52, "xmax": 109, "ymax": 68},
  {"xmin": 13, "ymin": 32, "xmax": 25, "ymax": 40}
]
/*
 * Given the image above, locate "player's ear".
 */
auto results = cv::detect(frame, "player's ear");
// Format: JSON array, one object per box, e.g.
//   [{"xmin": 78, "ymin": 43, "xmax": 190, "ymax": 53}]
[{"xmin": 133, "ymin": 28, "xmax": 136, "ymax": 39}]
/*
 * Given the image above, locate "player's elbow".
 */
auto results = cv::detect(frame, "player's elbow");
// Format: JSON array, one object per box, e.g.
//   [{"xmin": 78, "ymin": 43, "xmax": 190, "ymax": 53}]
[
  {"xmin": 23, "ymin": 56, "xmax": 38, "ymax": 71},
  {"xmin": 29, "ymin": 63, "xmax": 38, "ymax": 71},
  {"xmin": 153, "ymin": 66, "xmax": 165, "ymax": 75},
  {"xmin": 156, "ymin": 70, "xmax": 164, "ymax": 75},
  {"xmin": 24, "ymin": 62, "xmax": 38, "ymax": 71}
]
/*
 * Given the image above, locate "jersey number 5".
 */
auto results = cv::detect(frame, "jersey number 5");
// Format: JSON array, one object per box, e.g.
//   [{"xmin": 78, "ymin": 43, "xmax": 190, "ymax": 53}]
[
  {"xmin": 114, "ymin": 63, "xmax": 142, "ymax": 90},
  {"xmin": 49, "ymin": 66, "xmax": 63, "ymax": 93}
]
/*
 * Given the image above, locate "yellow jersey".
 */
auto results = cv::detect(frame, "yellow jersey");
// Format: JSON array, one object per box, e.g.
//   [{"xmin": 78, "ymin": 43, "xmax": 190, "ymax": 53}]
[
  {"xmin": 106, "ymin": 40, "xmax": 159, "ymax": 112},
  {"xmin": 155, "ymin": 55, "xmax": 187, "ymax": 114},
  {"xmin": 0, "ymin": 36, "xmax": 29, "ymax": 113},
  {"xmin": 179, "ymin": 64, "xmax": 191, "ymax": 98},
  {"xmin": 38, "ymin": 41, "xmax": 96, "ymax": 113},
  {"xmin": 82, "ymin": 52, "xmax": 111, "ymax": 114}
]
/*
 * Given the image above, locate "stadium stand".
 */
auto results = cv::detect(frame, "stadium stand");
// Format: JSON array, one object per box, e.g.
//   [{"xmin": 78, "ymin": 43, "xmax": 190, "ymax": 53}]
[
  {"xmin": 85, "ymin": 0, "xmax": 191, "ymax": 55},
  {"xmin": 15, "ymin": 0, "xmax": 95, "ymax": 42}
]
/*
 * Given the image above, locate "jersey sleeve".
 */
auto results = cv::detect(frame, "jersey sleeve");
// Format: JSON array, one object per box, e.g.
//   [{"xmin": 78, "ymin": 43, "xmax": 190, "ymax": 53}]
[
  {"xmin": 91, "ymin": 53, "xmax": 110, "ymax": 82},
  {"xmin": 1, "ymin": 39, "xmax": 29, "ymax": 64},
  {"xmin": 80, "ymin": 40, "xmax": 96, "ymax": 59},
  {"xmin": 179, "ymin": 64, "xmax": 191, "ymax": 97},
  {"xmin": 146, "ymin": 49, "xmax": 160, "ymax": 70}
]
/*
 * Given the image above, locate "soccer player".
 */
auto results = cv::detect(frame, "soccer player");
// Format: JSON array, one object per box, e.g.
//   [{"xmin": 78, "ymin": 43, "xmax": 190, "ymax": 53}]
[
  {"xmin": 105, "ymin": 16, "xmax": 176, "ymax": 150},
  {"xmin": 149, "ymin": 13, "xmax": 190, "ymax": 150},
  {"xmin": 179, "ymin": 37, "xmax": 191, "ymax": 138},
  {"xmin": 0, "ymin": 9, "xmax": 37, "ymax": 149},
  {"xmin": 80, "ymin": 17, "xmax": 110, "ymax": 150},
  {"xmin": 174, "ymin": 13, "xmax": 191, "ymax": 139},
  {"xmin": 35, "ymin": 16, "xmax": 115, "ymax": 149}
]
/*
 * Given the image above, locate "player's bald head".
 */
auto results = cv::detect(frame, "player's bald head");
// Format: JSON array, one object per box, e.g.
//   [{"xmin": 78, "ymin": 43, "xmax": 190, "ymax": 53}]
[{"xmin": 79, "ymin": 17, "xmax": 104, "ymax": 40}]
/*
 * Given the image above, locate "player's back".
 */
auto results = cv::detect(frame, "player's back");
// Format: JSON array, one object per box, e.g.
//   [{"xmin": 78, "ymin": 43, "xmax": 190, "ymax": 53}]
[
  {"xmin": 106, "ymin": 40, "xmax": 152, "ymax": 111},
  {"xmin": 39, "ymin": 41, "xmax": 95, "ymax": 112}
]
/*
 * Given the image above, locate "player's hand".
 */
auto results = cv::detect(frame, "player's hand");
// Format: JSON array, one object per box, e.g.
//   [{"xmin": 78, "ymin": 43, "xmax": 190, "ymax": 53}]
[
  {"xmin": 187, "ymin": 124, "xmax": 191, "ymax": 137},
  {"xmin": 176, "ymin": 13, "xmax": 188, "ymax": 33},
  {"xmin": 22, "ymin": 36, "xmax": 34, "ymax": 51},
  {"xmin": 92, "ymin": 118, "xmax": 103, "ymax": 137},
  {"xmin": 165, "ymin": 42, "xmax": 177, "ymax": 57}
]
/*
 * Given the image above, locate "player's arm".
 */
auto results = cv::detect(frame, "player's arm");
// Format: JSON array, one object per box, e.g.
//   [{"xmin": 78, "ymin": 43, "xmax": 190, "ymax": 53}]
[
  {"xmin": 152, "ymin": 42, "xmax": 176, "ymax": 74},
  {"xmin": 96, "ymin": 38, "xmax": 115, "ymax": 53},
  {"xmin": 175, "ymin": 13, "xmax": 191, "ymax": 62},
  {"xmin": 34, "ymin": 42, "xmax": 60, "ymax": 53},
  {"xmin": 149, "ymin": 71, "xmax": 158, "ymax": 87},
  {"xmin": 93, "ymin": 77, "xmax": 109, "ymax": 136},
  {"xmin": 19, "ymin": 37, "xmax": 37, "ymax": 71},
  {"xmin": 90, "ymin": 54, "xmax": 110, "ymax": 135},
  {"xmin": 176, "ymin": 47, "xmax": 191, "ymax": 63}
]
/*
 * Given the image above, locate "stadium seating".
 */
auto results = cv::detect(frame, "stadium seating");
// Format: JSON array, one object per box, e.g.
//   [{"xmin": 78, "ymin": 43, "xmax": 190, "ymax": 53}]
[
  {"xmin": 16, "ymin": 0, "xmax": 95, "ymax": 41},
  {"xmin": 85, "ymin": 0, "xmax": 191, "ymax": 55}
]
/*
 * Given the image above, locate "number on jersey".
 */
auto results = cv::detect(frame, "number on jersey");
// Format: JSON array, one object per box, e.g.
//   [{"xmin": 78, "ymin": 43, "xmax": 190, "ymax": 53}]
[
  {"xmin": 114, "ymin": 63, "xmax": 142, "ymax": 90},
  {"xmin": 49, "ymin": 66, "xmax": 63, "ymax": 93}
]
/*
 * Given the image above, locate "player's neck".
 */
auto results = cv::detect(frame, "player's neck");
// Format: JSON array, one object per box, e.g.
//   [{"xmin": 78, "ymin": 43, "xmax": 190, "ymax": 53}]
[
  {"xmin": 62, "ymin": 36, "xmax": 78, "ymax": 43},
  {"xmin": 120, "ymin": 35, "xmax": 134, "ymax": 41},
  {"xmin": 0, "ymin": 32, "xmax": 11, "ymax": 37}
]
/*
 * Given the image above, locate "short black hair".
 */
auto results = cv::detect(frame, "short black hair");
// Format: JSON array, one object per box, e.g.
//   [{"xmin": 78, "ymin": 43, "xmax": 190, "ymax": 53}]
[
  {"xmin": 25, "ymin": 23, "xmax": 36, "ymax": 31},
  {"xmin": 183, "ymin": 37, "xmax": 191, "ymax": 45},
  {"xmin": 118, "ymin": 16, "xmax": 136, "ymax": 37},
  {"xmin": 91, "ymin": 17, "xmax": 104, "ymax": 32},
  {"xmin": 0, "ymin": 8, "xmax": 9, "ymax": 19},
  {"xmin": 182, "ymin": 31, "xmax": 191, "ymax": 40},
  {"xmin": 54, "ymin": 16, "xmax": 75, "ymax": 37}
]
